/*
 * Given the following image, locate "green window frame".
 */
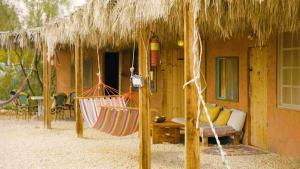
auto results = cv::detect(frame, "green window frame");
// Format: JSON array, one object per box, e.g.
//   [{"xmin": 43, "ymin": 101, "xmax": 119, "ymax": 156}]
[
  {"xmin": 71, "ymin": 57, "xmax": 93, "ymax": 89},
  {"xmin": 83, "ymin": 57, "xmax": 93, "ymax": 89},
  {"xmin": 216, "ymin": 56, "xmax": 239, "ymax": 101}
]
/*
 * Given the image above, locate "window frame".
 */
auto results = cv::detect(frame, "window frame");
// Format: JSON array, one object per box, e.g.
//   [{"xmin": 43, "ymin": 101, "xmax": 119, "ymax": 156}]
[
  {"xmin": 278, "ymin": 33, "xmax": 300, "ymax": 110},
  {"xmin": 215, "ymin": 56, "xmax": 239, "ymax": 102},
  {"xmin": 83, "ymin": 56, "xmax": 93, "ymax": 89}
]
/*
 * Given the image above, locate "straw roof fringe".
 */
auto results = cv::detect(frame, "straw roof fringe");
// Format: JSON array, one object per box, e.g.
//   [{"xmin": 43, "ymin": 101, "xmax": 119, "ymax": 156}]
[
  {"xmin": 0, "ymin": 0, "xmax": 299, "ymax": 55},
  {"xmin": 193, "ymin": 0, "xmax": 300, "ymax": 42},
  {"xmin": 0, "ymin": 28, "xmax": 41, "ymax": 50}
]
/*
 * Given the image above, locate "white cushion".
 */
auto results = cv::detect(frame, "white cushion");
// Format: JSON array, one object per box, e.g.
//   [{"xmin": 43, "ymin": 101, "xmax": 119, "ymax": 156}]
[
  {"xmin": 171, "ymin": 117, "xmax": 185, "ymax": 125},
  {"xmin": 207, "ymin": 103, "xmax": 217, "ymax": 107},
  {"xmin": 227, "ymin": 109, "xmax": 246, "ymax": 131}
]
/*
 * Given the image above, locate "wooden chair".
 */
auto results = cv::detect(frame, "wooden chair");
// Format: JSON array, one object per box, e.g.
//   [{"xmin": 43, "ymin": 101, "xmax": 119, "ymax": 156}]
[
  {"xmin": 17, "ymin": 92, "xmax": 37, "ymax": 120},
  {"xmin": 65, "ymin": 92, "xmax": 75, "ymax": 118},
  {"xmin": 9, "ymin": 90, "xmax": 19, "ymax": 119}
]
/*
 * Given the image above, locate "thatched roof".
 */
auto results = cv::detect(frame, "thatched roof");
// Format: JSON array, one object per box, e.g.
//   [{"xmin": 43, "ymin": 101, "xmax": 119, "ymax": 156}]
[
  {"xmin": 0, "ymin": 0, "xmax": 299, "ymax": 55},
  {"xmin": 0, "ymin": 28, "xmax": 41, "ymax": 49}
]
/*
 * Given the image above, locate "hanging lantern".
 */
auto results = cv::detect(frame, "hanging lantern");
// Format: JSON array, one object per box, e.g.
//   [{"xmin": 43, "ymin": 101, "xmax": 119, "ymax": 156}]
[
  {"xmin": 177, "ymin": 40, "xmax": 184, "ymax": 47},
  {"xmin": 150, "ymin": 35, "xmax": 160, "ymax": 67}
]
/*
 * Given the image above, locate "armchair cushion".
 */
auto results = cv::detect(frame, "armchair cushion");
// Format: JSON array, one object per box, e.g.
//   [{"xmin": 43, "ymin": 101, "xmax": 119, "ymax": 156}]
[
  {"xmin": 200, "ymin": 105, "xmax": 222, "ymax": 123},
  {"xmin": 227, "ymin": 109, "xmax": 246, "ymax": 132},
  {"xmin": 214, "ymin": 109, "xmax": 232, "ymax": 126}
]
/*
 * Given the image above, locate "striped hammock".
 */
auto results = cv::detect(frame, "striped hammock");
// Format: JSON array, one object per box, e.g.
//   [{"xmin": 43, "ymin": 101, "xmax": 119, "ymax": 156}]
[{"xmin": 79, "ymin": 96, "xmax": 139, "ymax": 136}]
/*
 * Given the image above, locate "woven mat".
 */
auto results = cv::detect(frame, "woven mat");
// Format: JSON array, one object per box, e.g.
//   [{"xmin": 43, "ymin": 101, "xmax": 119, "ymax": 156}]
[{"xmin": 202, "ymin": 145, "xmax": 268, "ymax": 156}]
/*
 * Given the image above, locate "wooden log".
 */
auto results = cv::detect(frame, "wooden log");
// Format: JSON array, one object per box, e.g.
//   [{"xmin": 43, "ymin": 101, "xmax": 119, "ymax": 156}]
[
  {"xmin": 75, "ymin": 39, "xmax": 83, "ymax": 138},
  {"xmin": 184, "ymin": 2, "xmax": 200, "ymax": 169},
  {"xmin": 233, "ymin": 133, "xmax": 241, "ymax": 145},
  {"xmin": 43, "ymin": 42, "xmax": 51, "ymax": 129},
  {"xmin": 202, "ymin": 137, "xmax": 208, "ymax": 147},
  {"xmin": 138, "ymin": 29, "xmax": 151, "ymax": 169}
]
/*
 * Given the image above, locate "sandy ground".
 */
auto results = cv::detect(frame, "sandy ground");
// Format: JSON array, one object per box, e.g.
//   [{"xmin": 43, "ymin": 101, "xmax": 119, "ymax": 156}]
[{"xmin": 0, "ymin": 115, "xmax": 299, "ymax": 169}]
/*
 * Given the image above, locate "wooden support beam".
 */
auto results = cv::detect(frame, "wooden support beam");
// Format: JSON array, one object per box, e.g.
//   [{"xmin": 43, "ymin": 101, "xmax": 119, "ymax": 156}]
[
  {"xmin": 43, "ymin": 43, "xmax": 51, "ymax": 129},
  {"xmin": 184, "ymin": 3, "xmax": 200, "ymax": 169},
  {"xmin": 75, "ymin": 38, "xmax": 83, "ymax": 138},
  {"xmin": 138, "ymin": 29, "xmax": 151, "ymax": 169}
]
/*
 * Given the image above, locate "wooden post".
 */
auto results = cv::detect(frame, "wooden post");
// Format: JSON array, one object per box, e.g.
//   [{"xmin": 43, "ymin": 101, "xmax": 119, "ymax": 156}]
[
  {"xmin": 184, "ymin": 2, "xmax": 200, "ymax": 169},
  {"xmin": 75, "ymin": 38, "xmax": 83, "ymax": 137},
  {"xmin": 138, "ymin": 29, "xmax": 151, "ymax": 169},
  {"xmin": 43, "ymin": 43, "xmax": 51, "ymax": 129}
]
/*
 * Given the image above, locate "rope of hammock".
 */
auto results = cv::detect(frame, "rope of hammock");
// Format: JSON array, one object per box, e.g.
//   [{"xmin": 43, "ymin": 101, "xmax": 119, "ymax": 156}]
[
  {"xmin": 78, "ymin": 45, "xmax": 120, "ymax": 99},
  {"xmin": 78, "ymin": 44, "xmax": 141, "ymax": 136},
  {"xmin": 130, "ymin": 40, "xmax": 136, "ymax": 81},
  {"xmin": 77, "ymin": 43, "xmax": 138, "ymax": 107},
  {"xmin": 182, "ymin": 2, "xmax": 231, "ymax": 169},
  {"xmin": 130, "ymin": 15, "xmax": 137, "ymax": 83}
]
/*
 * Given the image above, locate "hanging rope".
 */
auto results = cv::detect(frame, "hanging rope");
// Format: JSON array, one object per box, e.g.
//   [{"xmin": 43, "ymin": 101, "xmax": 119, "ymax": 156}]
[
  {"xmin": 96, "ymin": 46, "xmax": 102, "ymax": 84},
  {"xmin": 130, "ymin": 41, "xmax": 136, "ymax": 85},
  {"xmin": 130, "ymin": 4, "xmax": 138, "ymax": 81},
  {"xmin": 183, "ymin": 2, "xmax": 231, "ymax": 169}
]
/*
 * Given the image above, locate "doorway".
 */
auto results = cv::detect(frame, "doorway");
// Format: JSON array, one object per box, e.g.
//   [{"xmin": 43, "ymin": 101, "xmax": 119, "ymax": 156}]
[{"xmin": 104, "ymin": 52, "xmax": 119, "ymax": 94}]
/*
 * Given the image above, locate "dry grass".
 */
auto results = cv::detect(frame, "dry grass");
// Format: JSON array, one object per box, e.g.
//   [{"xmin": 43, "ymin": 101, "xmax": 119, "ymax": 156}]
[
  {"xmin": 0, "ymin": 115, "xmax": 299, "ymax": 169},
  {"xmin": 1, "ymin": 0, "xmax": 299, "ymax": 55}
]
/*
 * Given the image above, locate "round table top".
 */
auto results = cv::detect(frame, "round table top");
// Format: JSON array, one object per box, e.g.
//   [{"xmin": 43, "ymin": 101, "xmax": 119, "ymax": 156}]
[{"xmin": 30, "ymin": 96, "xmax": 44, "ymax": 100}]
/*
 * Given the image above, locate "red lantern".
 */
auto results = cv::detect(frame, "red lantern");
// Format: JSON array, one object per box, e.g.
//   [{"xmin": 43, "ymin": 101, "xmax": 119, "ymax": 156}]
[{"xmin": 150, "ymin": 35, "xmax": 160, "ymax": 67}]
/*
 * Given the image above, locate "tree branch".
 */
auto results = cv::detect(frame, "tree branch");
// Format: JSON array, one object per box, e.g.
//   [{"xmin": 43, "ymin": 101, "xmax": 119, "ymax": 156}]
[
  {"xmin": 14, "ymin": 49, "xmax": 35, "ymax": 96},
  {"xmin": 33, "ymin": 49, "xmax": 43, "ymax": 90}
]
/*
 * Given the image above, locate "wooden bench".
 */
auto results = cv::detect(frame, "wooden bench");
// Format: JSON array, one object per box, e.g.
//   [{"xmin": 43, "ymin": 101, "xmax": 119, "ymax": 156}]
[{"xmin": 200, "ymin": 124, "xmax": 241, "ymax": 146}]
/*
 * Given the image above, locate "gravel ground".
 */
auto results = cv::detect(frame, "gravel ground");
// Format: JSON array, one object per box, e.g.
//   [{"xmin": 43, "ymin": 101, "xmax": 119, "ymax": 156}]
[{"xmin": 0, "ymin": 115, "xmax": 299, "ymax": 169}]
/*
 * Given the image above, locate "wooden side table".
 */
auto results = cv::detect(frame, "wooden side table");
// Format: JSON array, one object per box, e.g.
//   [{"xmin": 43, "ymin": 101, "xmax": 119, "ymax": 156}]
[{"xmin": 152, "ymin": 121, "xmax": 184, "ymax": 144}]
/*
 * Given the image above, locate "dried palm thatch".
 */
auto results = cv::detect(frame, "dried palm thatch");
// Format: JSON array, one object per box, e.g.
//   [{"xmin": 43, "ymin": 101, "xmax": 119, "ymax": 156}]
[
  {"xmin": 0, "ymin": 0, "xmax": 299, "ymax": 55},
  {"xmin": 193, "ymin": 0, "xmax": 300, "ymax": 42},
  {"xmin": 0, "ymin": 28, "xmax": 41, "ymax": 50},
  {"xmin": 79, "ymin": 0, "xmax": 182, "ymax": 49}
]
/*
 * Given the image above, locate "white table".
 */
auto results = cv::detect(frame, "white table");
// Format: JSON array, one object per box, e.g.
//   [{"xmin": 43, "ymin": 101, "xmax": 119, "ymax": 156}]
[{"xmin": 30, "ymin": 96, "xmax": 44, "ymax": 117}]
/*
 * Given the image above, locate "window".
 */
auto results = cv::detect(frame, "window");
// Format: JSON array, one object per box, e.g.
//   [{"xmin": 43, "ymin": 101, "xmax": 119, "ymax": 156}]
[
  {"xmin": 84, "ymin": 57, "xmax": 93, "ymax": 89},
  {"xmin": 216, "ymin": 57, "xmax": 239, "ymax": 101},
  {"xmin": 279, "ymin": 32, "xmax": 300, "ymax": 110},
  {"xmin": 70, "ymin": 57, "xmax": 93, "ymax": 89}
]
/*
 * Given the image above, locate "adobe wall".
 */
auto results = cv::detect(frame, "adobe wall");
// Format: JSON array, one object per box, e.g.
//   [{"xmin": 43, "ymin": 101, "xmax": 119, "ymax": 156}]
[
  {"xmin": 55, "ymin": 49, "xmax": 73, "ymax": 94},
  {"xmin": 55, "ymin": 48, "xmax": 101, "ymax": 95},
  {"xmin": 206, "ymin": 36, "xmax": 300, "ymax": 158},
  {"xmin": 206, "ymin": 37, "xmax": 251, "ymax": 144},
  {"xmin": 54, "ymin": 37, "xmax": 300, "ymax": 158},
  {"xmin": 120, "ymin": 45, "xmax": 184, "ymax": 119},
  {"xmin": 55, "ymin": 45, "xmax": 184, "ymax": 119},
  {"xmin": 267, "ymin": 37, "xmax": 300, "ymax": 158}
]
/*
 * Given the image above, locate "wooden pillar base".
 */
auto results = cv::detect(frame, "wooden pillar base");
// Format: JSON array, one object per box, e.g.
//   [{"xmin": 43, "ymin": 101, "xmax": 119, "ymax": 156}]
[
  {"xmin": 233, "ymin": 133, "xmax": 241, "ymax": 145},
  {"xmin": 202, "ymin": 137, "xmax": 208, "ymax": 146}
]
